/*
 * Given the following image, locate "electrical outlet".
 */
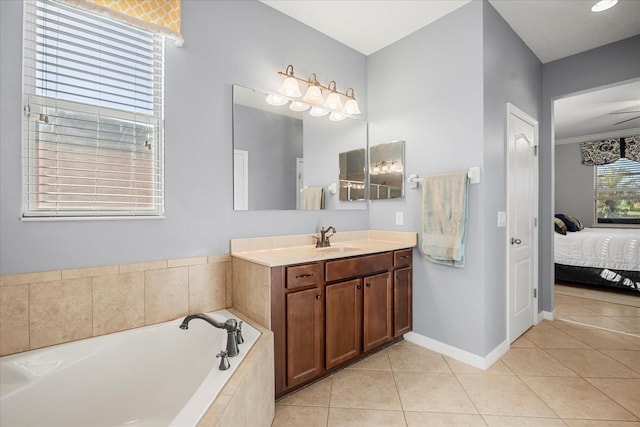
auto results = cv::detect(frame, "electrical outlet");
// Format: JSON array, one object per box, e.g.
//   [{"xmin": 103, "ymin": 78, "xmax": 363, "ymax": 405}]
[{"xmin": 395, "ymin": 211, "xmax": 404, "ymax": 226}]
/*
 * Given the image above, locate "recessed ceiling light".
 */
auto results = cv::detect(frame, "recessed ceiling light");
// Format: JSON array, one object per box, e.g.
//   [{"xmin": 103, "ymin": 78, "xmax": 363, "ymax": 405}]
[{"xmin": 591, "ymin": 0, "xmax": 618, "ymax": 12}]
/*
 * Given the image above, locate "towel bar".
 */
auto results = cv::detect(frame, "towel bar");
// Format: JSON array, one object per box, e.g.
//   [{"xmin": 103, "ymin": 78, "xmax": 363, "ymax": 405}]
[{"xmin": 407, "ymin": 167, "xmax": 480, "ymax": 188}]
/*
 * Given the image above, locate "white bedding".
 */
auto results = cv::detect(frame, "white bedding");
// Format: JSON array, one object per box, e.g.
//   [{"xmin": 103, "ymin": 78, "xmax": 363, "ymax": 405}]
[{"xmin": 554, "ymin": 228, "xmax": 640, "ymax": 271}]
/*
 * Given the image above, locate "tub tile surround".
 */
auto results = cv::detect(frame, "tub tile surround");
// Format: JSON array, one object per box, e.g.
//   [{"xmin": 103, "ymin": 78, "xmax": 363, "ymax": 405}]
[
  {"xmin": 197, "ymin": 310, "xmax": 275, "ymax": 427},
  {"xmin": 0, "ymin": 255, "xmax": 232, "ymax": 356}
]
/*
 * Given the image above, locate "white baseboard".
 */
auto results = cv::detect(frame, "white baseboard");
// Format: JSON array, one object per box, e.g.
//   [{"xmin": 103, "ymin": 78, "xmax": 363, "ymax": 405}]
[
  {"xmin": 537, "ymin": 310, "xmax": 554, "ymax": 323},
  {"xmin": 403, "ymin": 331, "xmax": 509, "ymax": 371}
]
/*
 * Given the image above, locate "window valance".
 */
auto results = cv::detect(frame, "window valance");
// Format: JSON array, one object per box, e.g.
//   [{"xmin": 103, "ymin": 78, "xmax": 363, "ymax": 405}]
[
  {"xmin": 61, "ymin": 0, "xmax": 183, "ymax": 45},
  {"xmin": 580, "ymin": 135, "xmax": 640, "ymax": 166}
]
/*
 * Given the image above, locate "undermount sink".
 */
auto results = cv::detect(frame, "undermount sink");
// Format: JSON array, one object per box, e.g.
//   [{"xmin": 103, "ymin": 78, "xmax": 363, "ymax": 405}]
[{"xmin": 316, "ymin": 246, "xmax": 361, "ymax": 253}]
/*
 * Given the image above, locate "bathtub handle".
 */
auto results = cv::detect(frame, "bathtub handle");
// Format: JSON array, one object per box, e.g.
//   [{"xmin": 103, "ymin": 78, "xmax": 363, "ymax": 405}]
[
  {"xmin": 236, "ymin": 321, "xmax": 244, "ymax": 345},
  {"xmin": 217, "ymin": 350, "xmax": 230, "ymax": 370}
]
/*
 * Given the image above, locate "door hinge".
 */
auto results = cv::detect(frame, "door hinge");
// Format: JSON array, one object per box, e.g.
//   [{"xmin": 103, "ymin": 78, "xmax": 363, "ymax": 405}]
[
  {"xmin": 533, "ymin": 289, "xmax": 537, "ymax": 298},
  {"xmin": 534, "ymin": 217, "xmax": 537, "ymax": 227},
  {"xmin": 533, "ymin": 145, "xmax": 538, "ymax": 156}
]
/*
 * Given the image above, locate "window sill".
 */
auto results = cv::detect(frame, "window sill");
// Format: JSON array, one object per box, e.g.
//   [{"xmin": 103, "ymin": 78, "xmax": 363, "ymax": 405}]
[
  {"xmin": 590, "ymin": 223, "xmax": 639, "ymax": 229},
  {"xmin": 21, "ymin": 215, "xmax": 165, "ymax": 222}
]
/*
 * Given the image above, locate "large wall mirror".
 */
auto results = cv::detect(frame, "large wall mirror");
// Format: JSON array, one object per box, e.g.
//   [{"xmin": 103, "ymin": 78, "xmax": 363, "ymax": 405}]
[
  {"xmin": 369, "ymin": 140, "xmax": 405, "ymax": 200},
  {"xmin": 233, "ymin": 85, "xmax": 368, "ymax": 211}
]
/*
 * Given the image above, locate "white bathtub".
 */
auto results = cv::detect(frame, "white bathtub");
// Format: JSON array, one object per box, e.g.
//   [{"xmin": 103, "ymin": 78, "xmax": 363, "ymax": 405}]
[{"xmin": 0, "ymin": 309, "xmax": 259, "ymax": 426}]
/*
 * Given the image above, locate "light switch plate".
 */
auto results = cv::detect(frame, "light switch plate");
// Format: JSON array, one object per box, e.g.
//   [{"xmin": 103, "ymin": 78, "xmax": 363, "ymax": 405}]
[
  {"xmin": 395, "ymin": 211, "xmax": 404, "ymax": 226},
  {"xmin": 497, "ymin": 211, "xmax": 506, "ymax": 227}
]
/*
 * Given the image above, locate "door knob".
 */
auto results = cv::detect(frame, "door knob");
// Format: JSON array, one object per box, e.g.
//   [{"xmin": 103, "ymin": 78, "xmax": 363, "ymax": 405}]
[{"xmin": 511, "ymin": 238, "xmax": 522, "ymax": 245}]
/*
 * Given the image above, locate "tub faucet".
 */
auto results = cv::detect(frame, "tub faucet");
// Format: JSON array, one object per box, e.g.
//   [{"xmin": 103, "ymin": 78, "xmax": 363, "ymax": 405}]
[
  {"xmin": 179, "ymin": 313, "xmax": 240, "ymax": 357},
  {"xmin": 315, "ymin": 226, "xmax": 336, "ymax": 248}
]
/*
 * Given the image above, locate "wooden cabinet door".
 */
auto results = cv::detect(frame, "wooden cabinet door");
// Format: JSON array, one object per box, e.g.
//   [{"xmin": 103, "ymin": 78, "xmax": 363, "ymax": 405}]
[
  {"xmin": 394, "ymin": 267, "xmax": 412, "ymax": 337},
  {"xmin": 363, "ymin": 272, "xmax": 392, "ymax": 352},
  {"xmin": 325, "ymin": 278, "xmax": 362, "ymax": 369},
  {"xmin": 286, "ymin": 287, "xmax": 323, "ymax": 387}
]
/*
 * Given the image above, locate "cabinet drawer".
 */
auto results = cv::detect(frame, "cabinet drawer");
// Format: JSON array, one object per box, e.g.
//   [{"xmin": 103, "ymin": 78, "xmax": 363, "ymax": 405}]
[
  {"xmin": 326, "ymin": 252, "xmax": 393, "ymax": 282},
  {"xmin": 394, "ymin": 249, "xmax": 413, "ymax": 268},
  {"xmin": 286, "ymin": 263, "xmax": 323, "ymax": 290}
]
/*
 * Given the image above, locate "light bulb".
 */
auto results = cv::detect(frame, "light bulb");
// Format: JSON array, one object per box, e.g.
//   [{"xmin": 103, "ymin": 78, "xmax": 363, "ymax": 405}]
[
  {"xmin": 591, "ymin": 0, "xmax": 618, "ymax": 12},
  {"xmin": 343, "ymin": 98, "xmax": 361, "ymax": 115},
  {"xmin": 329, "ymin": 111, "xmax": 346, "ymax": 121},
  {"xmin": 324, "ymin": 92, "xmax": 343, "ymax": 111},
  {"xmin": 309, "ymin": 106, "xmax": 329, "ymax": 117},
  {"xmin": 289, "ymin": 101, "xmax": 310, "ymax": 112},
  {"xmin": 265, "ymin": 94, "xmax": 288, "ymax": 106},
  {"xmin": 302, "ymin": 85, "xmax": 324, "ymax": 105},
  {"xmin": 278, "ymin": 77, "xmax": 301, "ymax": 97}
]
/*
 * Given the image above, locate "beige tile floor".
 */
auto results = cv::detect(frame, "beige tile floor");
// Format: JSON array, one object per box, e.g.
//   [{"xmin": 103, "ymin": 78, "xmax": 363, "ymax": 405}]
[
  {"xmin": 555, "ymin": 284, "xmax": 640, "ymax": 336},
  {"xmin": 272, "ymin": 300, "xmax": 640, "ymax": 426}
]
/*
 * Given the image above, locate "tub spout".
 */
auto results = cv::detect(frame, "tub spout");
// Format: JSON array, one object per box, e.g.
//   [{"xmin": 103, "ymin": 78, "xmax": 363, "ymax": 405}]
[{"xmin": 179, "ymin": 313, "xmax": 240, "ymax": 357}]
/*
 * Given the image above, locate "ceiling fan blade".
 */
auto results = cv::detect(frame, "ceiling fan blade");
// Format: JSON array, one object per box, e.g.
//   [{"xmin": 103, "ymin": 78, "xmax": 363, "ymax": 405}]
[
  {"xmin": 613, "ymin": 115, "xmax": 640, "ymax": 125},
  {"xmin": 610, "ymin": 110, "xmax": 640, "ymax": 114}
]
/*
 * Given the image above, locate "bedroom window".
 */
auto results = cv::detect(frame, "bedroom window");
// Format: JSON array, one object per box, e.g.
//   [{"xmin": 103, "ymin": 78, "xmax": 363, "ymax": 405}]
[
  {"xmin": 22, "ymin": 0, "xmax": 164, "ymax": 218},
  {"xmin": 595, "ymin": 158, "xmax": 640, "ymax": 225}
]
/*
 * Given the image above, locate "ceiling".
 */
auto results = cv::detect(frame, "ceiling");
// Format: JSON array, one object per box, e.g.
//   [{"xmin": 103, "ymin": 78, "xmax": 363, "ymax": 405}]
[{"xmin": 260, "ymin": 0, "xmax": 640, "ymax": 141}]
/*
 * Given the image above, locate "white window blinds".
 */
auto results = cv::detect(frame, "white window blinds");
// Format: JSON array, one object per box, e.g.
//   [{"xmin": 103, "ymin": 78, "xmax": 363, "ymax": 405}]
[
  {"xmin": 22, "ymin": 0, "xmax": 164, "ymax": 218},
  {"xmin": 596, "ymin": 158, "xmax": 640, "ymax": 223}
]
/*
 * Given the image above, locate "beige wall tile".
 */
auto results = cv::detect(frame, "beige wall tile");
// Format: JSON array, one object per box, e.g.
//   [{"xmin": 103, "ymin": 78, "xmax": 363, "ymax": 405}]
[
  {"xmin": 232, "ymin": 259, "xmax": 271, "ymax": 328},
  {"xmin": 0, "ymin": 285, "xmax": 29, "ymax": 355},
  {"xmin": 61, "ymin": 265, "xmax": 119, "ymax": 280},
  {"xmin": 1, "ymin": 270, "xmax": 61, "ymax": 287},
  {"xmin": 93, "ymin": 272, "xmax": 144, "ymax": 336},
  {"xmin": 208, "ymin": 254, "xmax": 232, "ymax": 264},
  {"xmin": 119, "ymin": 259, "xmax": 167, "ymax": 274},
  {"xmin": 189, "ymin": 263, "xmax": 227, "ymax": 314},
  {"xmin": 145, "ymin": 267, "xmax": 188, "ymax": 325},
  {"xmin": 29, "ymin": 278, "xmax": 93, "ymax": 349},
  {"xmin": 168, "ymin": 256, "xmax": 208, "ymax": 268},
  {"xmin": 225, "ymin": 262, "xmax": 233, "ymax": 308}
]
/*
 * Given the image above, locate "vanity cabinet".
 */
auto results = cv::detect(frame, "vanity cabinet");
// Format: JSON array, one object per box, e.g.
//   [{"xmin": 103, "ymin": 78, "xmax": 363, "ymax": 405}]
[{"xmin": 270, "ymin": 250, "xmax": 412, "ymax": 397}]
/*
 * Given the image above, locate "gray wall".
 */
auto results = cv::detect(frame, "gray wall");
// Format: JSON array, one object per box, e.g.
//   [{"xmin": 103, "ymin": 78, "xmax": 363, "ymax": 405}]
[
  {"xmin": 0, "ymin": 0, "xmax": 369, "ymax": 274},
  {"xmin": 539, "ymin": 34, "xmax": 640, "ymax": 313},
  {"xmin": 555, "ymin": 142, "xmax": 595, "ymax": 225},
  {"xmin": 233, "ymin": 105, "xmax": 302, "ymax": 210},
  {"xmin": 481, "ymin": 2, "xmax": 542, "ymax": 354},
  {"xmin": 367, "ymin": 0, "xmax": 541, "ymax": 356}
]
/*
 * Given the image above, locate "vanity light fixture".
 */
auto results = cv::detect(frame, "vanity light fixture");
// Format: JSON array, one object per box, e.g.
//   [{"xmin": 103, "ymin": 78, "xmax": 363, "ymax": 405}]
[
  {"xmin": 591, "ymin": 0, "xmax": 618, "ymax": 12},
  {"xmin": 266, "ymin": 64, "xmax": 361, "ymax": 119}
]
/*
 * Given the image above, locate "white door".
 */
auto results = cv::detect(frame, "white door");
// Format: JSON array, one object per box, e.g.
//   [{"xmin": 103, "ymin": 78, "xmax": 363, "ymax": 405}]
[
  {"xmin": 296, "ymin": 157, "xmax": 304, "ymax": 209},
  {"xmin": 507, "ymin": 103, "xmax": 539, "ymax": 343},
  {"xmin": 234, "ymin": 149, "xmax": 248, "ymax": 210}
]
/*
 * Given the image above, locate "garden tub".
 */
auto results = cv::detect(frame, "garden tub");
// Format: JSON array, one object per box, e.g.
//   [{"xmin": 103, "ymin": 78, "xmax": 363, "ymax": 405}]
[{"xmin": 0, "ymin": 309, "xmax": 259, "ymax": 426}]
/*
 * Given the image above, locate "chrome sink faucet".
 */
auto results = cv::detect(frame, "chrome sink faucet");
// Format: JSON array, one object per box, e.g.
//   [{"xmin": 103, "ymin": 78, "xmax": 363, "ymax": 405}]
[
  {"xmin": 315, "ymin": 226, "xmax": 336, "ymax": 248},
  {"xmin": 179, "ymin": 313, "xmax": 242, "ymax": 358}
]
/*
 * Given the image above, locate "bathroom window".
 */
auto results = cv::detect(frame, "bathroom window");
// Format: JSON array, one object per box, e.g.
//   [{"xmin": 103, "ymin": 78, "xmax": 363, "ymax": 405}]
[
  {"xmin": 21, "ymin": 0, "xmax": 164, "ymax": 218},
  {"xmin": 595, "ymin": 158, "xmax": 640, "ymax": 225}
]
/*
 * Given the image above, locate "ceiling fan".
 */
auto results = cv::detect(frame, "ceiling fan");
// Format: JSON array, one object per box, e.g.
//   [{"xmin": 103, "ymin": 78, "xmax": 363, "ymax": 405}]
[{"xmin": 610, "ymin": 109, "xmax": 640, "ymax": 125}]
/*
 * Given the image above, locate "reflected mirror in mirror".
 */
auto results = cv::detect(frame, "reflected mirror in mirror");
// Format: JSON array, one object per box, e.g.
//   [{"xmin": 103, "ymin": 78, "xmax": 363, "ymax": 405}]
[
  {"xmin": 339, "ymin": 148, "xmax": 366, "ymax": 201},
  {"xmin": 369, "ymin": 140, "xmax": 405, "ymax": 200},
  {"xmin": 232, "ymin": 85, "xmax": 368, "ymax": 211}
]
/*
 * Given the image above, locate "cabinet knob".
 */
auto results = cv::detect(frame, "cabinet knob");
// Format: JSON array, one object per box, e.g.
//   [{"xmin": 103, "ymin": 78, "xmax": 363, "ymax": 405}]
[
  {"xmin": 366, "ymin": 283, "xmax": 371, "ymax": 287},
  {"xmin": 356, "ymin": 285, "xmax": 362, "ymax": 289},
  {"xmin": 315, "ymin": 294, "xmax": 321, "ymax": 300}
]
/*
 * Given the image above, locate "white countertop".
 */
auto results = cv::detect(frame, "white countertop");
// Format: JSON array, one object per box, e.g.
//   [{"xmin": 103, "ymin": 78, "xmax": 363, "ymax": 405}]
[{"xmin": 230, "ymin": 230, "xmax": 417, "ymax": 267}]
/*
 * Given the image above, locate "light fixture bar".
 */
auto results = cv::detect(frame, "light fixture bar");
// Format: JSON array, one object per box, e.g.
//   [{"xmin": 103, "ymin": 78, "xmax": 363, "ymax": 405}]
[{"xmin": 277, "ymin": 65, "xmax": 358, "ymax": 101}]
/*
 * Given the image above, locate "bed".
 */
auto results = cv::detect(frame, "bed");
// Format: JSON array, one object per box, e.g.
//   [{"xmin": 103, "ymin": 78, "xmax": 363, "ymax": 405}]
[{"xmin": 554, "ymin": 227, "xmax": 640, "ymax": 293}]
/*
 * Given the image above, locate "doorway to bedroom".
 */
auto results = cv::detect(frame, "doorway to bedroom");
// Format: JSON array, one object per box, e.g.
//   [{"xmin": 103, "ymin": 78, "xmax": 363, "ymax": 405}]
[{"xmin": 552, "ymin": 78, "xmax": 640, "ymax": 336}]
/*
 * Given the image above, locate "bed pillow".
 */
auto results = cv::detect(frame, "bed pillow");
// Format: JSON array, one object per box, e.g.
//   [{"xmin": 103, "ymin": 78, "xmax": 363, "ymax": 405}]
[
  {"xmin": 555, "ymin": 214, "xmax": 583, "ymax": 232},
  {"xmin": 554, "ymin": 218, "xmax": 567, "ymax": 235}
]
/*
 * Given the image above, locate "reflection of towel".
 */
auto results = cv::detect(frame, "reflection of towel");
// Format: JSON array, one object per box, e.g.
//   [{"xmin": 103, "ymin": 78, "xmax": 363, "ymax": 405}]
[
  {"xmin": 300, "ymin": 187, "xmax": 324, "ymax": 210},
  {"xmin": 421, "ymin": 172, "xmax": 469, "ymax": 267}
]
